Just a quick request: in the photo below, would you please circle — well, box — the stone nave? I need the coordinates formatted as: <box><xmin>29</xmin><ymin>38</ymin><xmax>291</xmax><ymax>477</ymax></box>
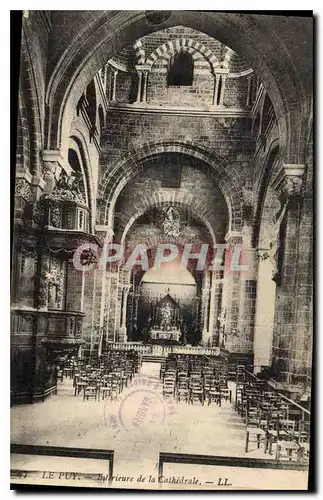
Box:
<box><xmin>11</xmin><ymin>11</ymin><xmax>313</xmax><ymax>490</ymax></box>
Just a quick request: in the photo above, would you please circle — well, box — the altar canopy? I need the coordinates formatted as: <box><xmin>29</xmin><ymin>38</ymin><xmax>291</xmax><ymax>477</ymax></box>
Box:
<box><xmin>149</xmin><ymin>293</ymin><xmax>182</xmax><ymax>343</ymax></box>
<box><xmin>153</xmin><ymin>293</ymin><xmax>181</xmax><ymax>328</ymax></box>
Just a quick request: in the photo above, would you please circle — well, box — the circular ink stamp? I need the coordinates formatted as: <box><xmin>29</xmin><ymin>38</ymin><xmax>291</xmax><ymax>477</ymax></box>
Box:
<box><xmin>104</xmin><ymin>375</ymin><xmax>176</xmax><ymax>433</ymax></box>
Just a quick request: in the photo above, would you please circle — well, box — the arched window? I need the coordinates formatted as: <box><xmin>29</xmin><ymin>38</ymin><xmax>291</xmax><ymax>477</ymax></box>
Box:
<box><xmin>98</xmin><ymin>105</ymin><xmax>105</xmax><ymax>136</ymax></box>
<box><xmin>167</xmin><ymin>51</ymin><xmax>194</xmax><ymax>87</ymax></box>
<box><xmin>85</xmin><ymin>81</ymin><xmax>97</xmax><ymax>129</ymax></box>
<box><xmin>68</xmin><ymin>148</ymin><xmax>86</xmax><ymax>199</ymax></box>
<box><xmin>254</xmin><ymin>112</ymin><xmax>261</xmax><ymax>137</ymax></box>
<box><xmin>261</xmin><ymin>94</ymin><xmax>275</xmax><ymax>134</ymax></box>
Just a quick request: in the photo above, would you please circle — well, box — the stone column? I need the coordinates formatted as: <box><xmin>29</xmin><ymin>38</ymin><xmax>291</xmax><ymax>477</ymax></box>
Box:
<box><xmin>104</xmin><ymin>270</ymin><xmax>112</xmax><ymax>343</ymax></box>
<box><xmin>113</xmin><ymin>265</ymin><xmax>122</xmax><ymax>342</ymax></box>
<box><xmin>135</xmin><ymin>65</ymin><xmax>150</xmax><ymax>104</ymax></box>
<box><xmin>271</xmin><ymin>163</ymin><xmax>306</xmax><ymax>390</ymax></box>
<box><xmin>136</xmin><ymin>70</ymin><xmax>143</xmax><ymax>103</ymax></box>
<box><xmin>221</xmin><ymin>232</ymin><xmax>243</xmax><ymax>355</ymax></box>
<box><xmin>98</xmin><ymin>226</ymin><xmax>114</xmax><ymax>352</ymax></box>
<box><xmin>219</xmin><ymin>74</ymin><xmax>227</xmax><ymax>106</ymax></box>
<box><xmin>209</xmin><ymin>271</ymin><xmax>223</xmax><ymax>346</ymax></box>
<box><xmin>201</xmin><ymin>272</ymin><xmax>211</xmax><ymax>345</ymax></box>
<box><xmin>235</xmin><ymin>222</ymin><xmax>257</xmax><ymax>361</ymax></box>
<box><xmin>120</xmin><ymin>284</ymin><xmax>131</xmax><ymax>342</ymax></box>
<box><xmin>111</xmin><ymin>68</ymin><xmax>118</xmax><ymax>101</ymax></box>
<box><xmin>246</xmin><ymin>75</ymin><xmax>252</xmax><ymax>107</ymax></box>
<box><xmin>142</xmin><ymin>71</ymin><xmax>149</xmax><ymax>103</ymax></box>
<box><xmin>133</xmin><ymin>291</ymin><xmax>141</xmax><ymax>332</ymax></box>
<box><xmin>212</xmin><ymin>73</ymin><xmax>220</xmax><ymax>106</ymax></box>
<box><xmin>207</xmin><ymin>271</ymin><xmax>218</xmax><ymax>345</ymax></box>
<box><xmin>253</xmin><ymin>247</ymin><xmax>276</xmax><ymax>372</ymax></box>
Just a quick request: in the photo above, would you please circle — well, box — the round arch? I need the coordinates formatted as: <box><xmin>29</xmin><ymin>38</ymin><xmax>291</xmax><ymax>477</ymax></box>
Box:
<box><xmin>145</xmin><ymin>37</ymin><xmax>219</xmax><ymax>72</ymax></box>
<box><xmin>120</xmin><ymin>198</ymin><xmax>218</xmax><ymax>248</ymax></box>
<box><xmin>252</xmin><ymin>140</ymin><xmax>280</xmax><ymax>248</ymax></box>
<box><xmin>20</xmin><ymin>28</ymin><xmax>43</xmax><ymax>176</ymax></box>
<box><xmin>68</xmin><ymin>133</ymin><xmax>96</xmax><ymax>232</ymax></box>
<box><xmin>99</xmin><ymin>140</ymin><xmax>242</xmax><ymax>232</ymax></box>
<box><xmin>44</xmin><ymin>11</ymin><xmax>312</xmax><ymax>166</ymax></box>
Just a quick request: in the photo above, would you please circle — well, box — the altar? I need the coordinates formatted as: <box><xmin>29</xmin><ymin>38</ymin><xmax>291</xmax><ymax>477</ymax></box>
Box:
<box><xmin>150</xmin><ymin>329</ymin><xmax>181</xmax><ymax>343</ymax></box>
<box><xmin>147</xmin><ymin>292</ymin><xmax>183</xmax><ymax>345</ymax></box>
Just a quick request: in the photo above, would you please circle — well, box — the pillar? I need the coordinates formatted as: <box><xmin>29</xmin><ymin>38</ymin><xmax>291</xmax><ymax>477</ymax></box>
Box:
<box><xmin>120</xmin><ymin>284</ymin><xmax>131</xmax><ymax>342</ymax></box>
<box><xmin>113</xmin><ymin>265</ymin><xmax>122</xmax><ymax>342</ymax></box>
<box><xmin>235</xmin><ymin>224</ymin><xmax>257</xmax><ymax>361</ymax></box>
<box><xmin>246</xmin><ymin>75</ymin><xmax>252</xmax><ymax>107</ymax></box>
<box><xmin>201</xmin><ymin>271</ymin><xmax>211</xmax><ymax>345</ymax></box>
<box><xmin>135</xmin><ymin>65</ymin><xmax>150</xmax><ymax>104</ymax></box>
<box><xmin>219</xmin><ymin>74</ymin><xmax>227</xmax><ymax>106</ymax></box>
<box><xmin>208</xmin><ymin>271</ymin><xmax>222</xmax><ymax>346</ymax></box>
<box><xmin>271</xmin><ymin>164</ymin><xmax>306</xmax><ymax>389</ymax></box>
<box><xmin>221</xmin><ymin>231</ymin><xmax>253</xmax><ymax>362</ymax></box>
<box><xmin>142</xmin><ymin>71</ymin><xmax>149</xmax><ymax>103</ymax></box>
<box><xmin>111</xmin><ymin>68</ymin><xmax>118</xmax><ymax>101</ymax></box>
<box><xmin>136</xmin><ymin>70</ymin><xmax>143</xmax><ymax>103</ymax></box>
<box><xmin>253</xmin><ymin>247</ymin><xmax>276</xmax><ymax>372</ymax></box>
<box><xmin>212</xmin><ymin>73</ymin><xmax>220</xmax><ymax>106</ymax></box>
<box><xmin>95</xmin><ymin>226</ymin><xmax>114</xmax><ymax>353</ymax></box>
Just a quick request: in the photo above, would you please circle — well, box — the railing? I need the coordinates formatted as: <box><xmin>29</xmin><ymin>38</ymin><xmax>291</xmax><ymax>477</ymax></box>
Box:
<box><xmin>11</xmin><ymin>444</ymin><xmax>114</xmax><ymax>484</ymax></box>
<box><xmin>106</xmin><ymin>342</ymin><xmax>224</xmax><ymax>357</ymax></box>
<box><xmin>240</xmin><ymin>368</ymin><xmax>311</xmax><ymax>418</ymax></box>
<box><xmin>158</xmin><ymin>452</ymin><xmax>308</xmax><ymax>478</ymax></box>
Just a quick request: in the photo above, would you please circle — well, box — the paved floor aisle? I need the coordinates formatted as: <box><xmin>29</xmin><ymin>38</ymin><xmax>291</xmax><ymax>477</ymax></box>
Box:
<box><xmin>11</xmin><ymin>362</ymin><xmax>308</xmax><ymax>489</ymax></box>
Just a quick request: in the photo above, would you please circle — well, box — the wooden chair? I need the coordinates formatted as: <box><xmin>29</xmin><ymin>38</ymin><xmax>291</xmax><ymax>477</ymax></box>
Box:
<box><xmin>83</xmin><ymin>385</ymin><xmax>99</xmax><ymax>401</ymax></box>
<box><xmin>245</xmin><ymin>406</ymin><xmax>267</xmax><ymax>453</ymax></box>
<box><xmin>189</xmin><ymin>380</ymin><xmax>204</xmax><ymax>405</ymax></box>
<box><xmin>207</xmin><ymin>382</ymin><xmax>221</xmax><ymax>407</ymax></box>
<box><xmin>177</xmin><ymin>380</ymin><xmax>189</xmax><ymax>403</ymax></box>
<box><xmin>163</xmin><ymin>378</ymin><xmax>175</xmax><ymax>398</ymax></box>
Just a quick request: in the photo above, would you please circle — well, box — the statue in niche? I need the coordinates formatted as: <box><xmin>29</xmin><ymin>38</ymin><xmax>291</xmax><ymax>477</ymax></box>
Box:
<box><xmin>162</xmin><ymin>206</ymin><xmax>181</xmax><ymax>239</ymax></box>
<box><xmin>70</xmin><ymin>172</ymin><xmax>83</xmax><ymax>196</ymax></box>
<box><xmin>43</xmin><ymin>169</ymin><xmax>85</xmax><ymax>205</ymax></box>
<box><xmin>55</xmin><ymin>170</ymin><xmax>71</xmax><ymax>190</ymax></box>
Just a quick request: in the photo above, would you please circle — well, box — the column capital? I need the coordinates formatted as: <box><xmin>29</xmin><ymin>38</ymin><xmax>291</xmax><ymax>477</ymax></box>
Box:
<box><xmin>213</xmin><ymin>68</ymin><xmax>230</xmax><ymax>75</ymax></box>
<box><xmin>42</xmin><ymin>149</ymin><xmax>65</xmax><ymax>170</ymax></box>
<box><xmin>135</xmin><ymin>64</ymin><xmax>151</xmax><ymax>74</ymax></box>
<box><xmin>225</xmin><ymin>231</ymin><xmax>243</xmax><ymax>246</ymax></box>
<box><xmin>272</xmin><ymin>163</ymin><xmax>305</xmax><ymax>198</ymax></box>
<box><xmin>255</xmin><ymin>247</ymin><xmax>271</xmax><ymax>262</ymax></box>
<box><xmin>95</xmin><ymin>225</ymin><xmax>114</xmax><ymax>242</ymax></box>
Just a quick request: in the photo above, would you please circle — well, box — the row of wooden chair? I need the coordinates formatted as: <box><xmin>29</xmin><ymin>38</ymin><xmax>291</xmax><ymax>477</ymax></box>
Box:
<box><xmin>235</xmin><ymin>371</ymin><xmax>310</xmax><ymax>462</ymax></box>
<box><xmin>62</xmin><ymin>351</ymin><xmax>140</xmax><ymax>402</ymax></box>
<box><xmin>161</xmin><ymin>354</ymin><xmax>231</xmax><ymax>406</ymax></box>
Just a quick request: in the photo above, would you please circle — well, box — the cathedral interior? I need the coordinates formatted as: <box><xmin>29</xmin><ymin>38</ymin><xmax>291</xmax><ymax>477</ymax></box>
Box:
<box><xmin>11</xmin><ymin>11</ymin><xmax>313</xmax><ymax>488</ymax></box>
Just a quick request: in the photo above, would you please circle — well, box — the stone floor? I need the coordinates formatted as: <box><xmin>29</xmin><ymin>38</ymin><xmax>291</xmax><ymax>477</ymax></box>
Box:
<box><xmin>11</xmin><ymin>362</ymin><xmax>308</xmax><ymax>490</ymax></box>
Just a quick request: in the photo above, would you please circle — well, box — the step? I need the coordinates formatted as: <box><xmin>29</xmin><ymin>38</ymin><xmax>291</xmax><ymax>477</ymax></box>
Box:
<box><xmin>142</xmin><ymin>355</ymin><xmax>165</xmax><ymax>363</ymax></box>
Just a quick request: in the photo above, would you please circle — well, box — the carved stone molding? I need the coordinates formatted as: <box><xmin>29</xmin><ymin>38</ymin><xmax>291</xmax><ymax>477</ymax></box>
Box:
<box><xmin>256</xmin><ymin>248</ymin><xmax>271</xmax><ymax>262</ymax></box>
<box><xmin>217</xmin><ymin>117</ymin><xmax>237</xmax><ymax>129</ymax></box>
<box><xmin>15</xmin><ymin>178</ymin><xmax>32</xmax><ymax>201</ymax></box>
<box><xmin>42</xmin><ymin>149</ymin><xmax>66</xmax><ymax>194</ymax></box>
<box><xmin>272</xmin><ymin>164</ymin><xmax>305</xmax><ymax>198</ymax></box>
<box><xmin>95</xmin><ymin>225</ymin><xmax>114</xmax><ymax>243</ymax></box>
<box><xmin>42</xmin><ymin>169</ymin><xmax>86</xmax><ymax>205</ymax></box>
<box><xmin>225</xmin><ymin>231</ymin><xmax>243</xmax><ymax>246</ymax></box>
